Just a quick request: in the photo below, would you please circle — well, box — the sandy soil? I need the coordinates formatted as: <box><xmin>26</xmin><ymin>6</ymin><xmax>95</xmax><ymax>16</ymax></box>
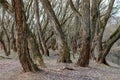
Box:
<box><xmin>0</xmin><ymin>50</ymin><xmax>120</xmax><ymax>80</ymax></box>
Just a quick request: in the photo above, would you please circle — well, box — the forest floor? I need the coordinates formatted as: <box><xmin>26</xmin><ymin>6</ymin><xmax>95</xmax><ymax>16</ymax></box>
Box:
<box><xmin>0</xmin><ymin>50</ymin><xmax>120</xmax><ymax>80</ymax></box>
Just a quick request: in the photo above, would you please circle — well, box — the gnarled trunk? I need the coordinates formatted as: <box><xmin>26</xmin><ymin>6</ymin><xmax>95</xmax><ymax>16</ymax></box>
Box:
<box><xmin>28</xmin><ymin>34</ymin><xmax>45</xmax><ymax>67</ymax></box>
<box><xmin>13</xmin><ymin>0</ymin><xmax>39</xmax><ymax>72</ymax></box>
<box><xmin>97</xmin><ymin>26</ymin><xmax>120</xmax><ymax>64</ymax></box>
<box><xmin>40</xmin><ymin>0</ymin><xmax>72</xmax><ymax>63</ymax></box>
<box><xmin>77</xmin><ymin>0</ymin><xmax>90</xmax><ymax>67</ymax></box>
<box><xmin>96</xmin><ymin>0</ymin><xmax>115</xmax><ymax>64</ymax></box>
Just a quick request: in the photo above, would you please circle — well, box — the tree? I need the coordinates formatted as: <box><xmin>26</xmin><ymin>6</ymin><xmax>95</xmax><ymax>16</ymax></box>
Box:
<box><xmin>76</xmin><ymin>0</ymin><xmax>91</xmax><ymax>67</ymax></box>
<box><xmin>1</xmin><ymin>9</ymin><xmax>11</xmax><ymax>56</ymax></box>
<box><xmin>95</xmin><ymin>0</ymin><xmax>116</xmax><ymax>64</ymax></box>
<box><xmin>13</xmin><ymin>0</ymin><xmax>39</xmax><ymax>72</ymax></box>
<box><xmin>90</xmin><ymin>0</ymin><xmax>101</xmax><ymax>60</ymax></box>
<box><xmin>40</xmin><ymin>0</ymin><xmax>72</xmax><ymax>63</ymax></box>
<box><xmin>34</xmin><ymin>0</ymin><xmax>49</xmax><ymax>56</ymax></box>
<box><xmin>0</xmin><ymin>0</ymin><xmax>120</xmax><ymax>69</ymax></box>
<box><xmin>0</xmin><ymin>0</ymin><xmax>45</xmax><ymax>67</ymax></box>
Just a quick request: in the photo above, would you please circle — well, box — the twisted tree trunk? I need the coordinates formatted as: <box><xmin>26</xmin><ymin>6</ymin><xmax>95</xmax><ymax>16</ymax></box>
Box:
<box><xmin>96</xmin><ymin>0</ymin><xmax>115</xmax><ymax>64</ymax></box>
<box><xmin>97</xmin><ymin>26</ymin><xmax>120</xmax><ymax>64</ymax></box>
<box><xmin>40</xmin><ymin>0</ymin><xmax>72</xmax><ymax>63</ymax></box>
<box><xmin>13</xmin><ymin>0</ymin><xmax>39</xmax><ymax>72</ymax></box>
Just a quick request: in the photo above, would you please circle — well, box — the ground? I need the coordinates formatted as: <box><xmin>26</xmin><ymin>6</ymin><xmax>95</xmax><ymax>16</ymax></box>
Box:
<box><xmin>0</xmin><ymin>50</ymin><xmax>120</xmax><ymax>80</ymax></box>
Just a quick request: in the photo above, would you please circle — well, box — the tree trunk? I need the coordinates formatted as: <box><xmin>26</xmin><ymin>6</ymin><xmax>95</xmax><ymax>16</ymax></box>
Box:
<box><xmin>40</xmin><ymin>0</ymin><xmax>72</xmax><ymax>63</ymax></box>
<box><xmin>13</xmin><ymin>0</ymin><xmax>39</xmax><ymax>72</ymax></box>
<box><xmin>10</xmin><ymin>22</ymin><xmax>17</xmax><ymax>52</ymax></box>
<box><xmin>77</xmin><ymin>0</ymin><xmax>90</xmax><ymax>67</ymax></box>
<box><xmin>97</xmin><ymin>26</ymin><xmax>120</xmax><ymax>64</ymax></box>
<box><xmin>1</xmin><ymin>9</ymin><xmax>11</xmax><ymax>56</ymax></box>
<box><xmin>34</xmin><ymin>0</ymin><xmax>49</xmax><ymax>56</ymax></box>
<box><xmin>90</xmin><ymin>0</ymin><xmax>101</xmax><ymax>60</ymax></box>
<box><xmin>96</xmin><ymin>0</ymin><xmax>115</xmax><ymax>64</ymax></box>
<box><xmin>28</xmin><ymin>34</ymin><xmax>45</xmax><ymax>67</ymax></box>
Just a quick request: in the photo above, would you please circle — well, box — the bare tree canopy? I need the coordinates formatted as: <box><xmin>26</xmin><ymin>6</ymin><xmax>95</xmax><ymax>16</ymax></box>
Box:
<box><xmin>0</xmin><ymin>0</ymin><xmax>120</xmax><ymax>79</ymax></box>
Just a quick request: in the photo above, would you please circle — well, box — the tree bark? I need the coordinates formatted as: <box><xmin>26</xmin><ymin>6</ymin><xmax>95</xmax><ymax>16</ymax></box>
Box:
<box><xmin>11</xmin><ymin>23</ymin><xmax>17</xmax><ymax>52</ymax></box>
<box><xmin>40</xmin><ymin>0</ymin><xmax>72</xmax><ymax>63</ymax></box>
<box><xmin>13</xmin><ymin>0</ymin><xmax>39</xmax><ymax>72</ymax></box>
<box><xmin>97</xmin><ymin>26</ymin><xmax>120</xmax><ymax>64</ymax></box>
<box><xmin>1</xmin><ymin>9</ymin><xmax>11</xmax><ymax>56</ymax></box>
<box><xmin>90</xmin><ymin>0</ymin><xmax>101</xmax><ymax>60</ymax></box>
<box><xmin>28</xmin><ymin>34</ymin><xmax>45</xmax><ymax>67</ymax></box>
<box><xmin>96</xmin><ymin>0</ymin><xmax>115</xmax><ymax>64</ymax></box>
<box><xmin>34</xmin><ymin>0</ymin><xmax>49</xmax><ymax>56</ymax></box>
<box><xmin>77</xmin><ymin>0</ymin><xmax>90</xmax><ymax>67</ymax></box>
